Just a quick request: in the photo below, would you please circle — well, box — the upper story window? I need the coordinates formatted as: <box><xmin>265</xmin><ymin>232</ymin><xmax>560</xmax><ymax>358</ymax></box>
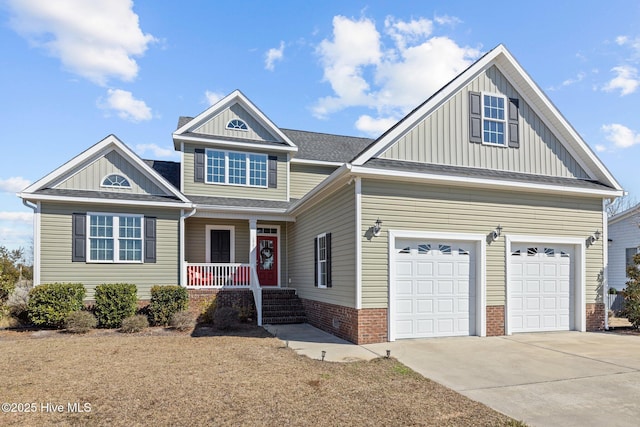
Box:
<box><xmin>206</xmin><ymin>149</ymin><xmax>267</xmax><ymax>187</ymax></box>
<box><xmin>483</xmin><ymin>94</ymin><xmax>506</xmax><ymax>146</ymax></box>
<box><xmin>102</xmin><ymin>174</ymin><xmax>131</xmax><ymax>188</ymax></box>
<box><xmin>226</xmin><ymin>119</ymin><xmax>248</xmax><ymax>131</ymax></box>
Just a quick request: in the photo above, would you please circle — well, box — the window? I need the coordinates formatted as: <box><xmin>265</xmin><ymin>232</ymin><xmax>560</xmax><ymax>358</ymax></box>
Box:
<box><xmin>102</xmin><ymin>174</ymin><xmax>130</xmax><ymax>188</ymax></box>
<box><xmin>626</xmin><ymin>247</ymin><xmax>639</xmax><ymax>270</ymax></box>
<box><xmin>226</xmin><ymin>119</ymin><xmax>248</xmax><ymax>130</ymax></box>
<box><xmin>483</xmin><ymin>94</ymin><xmax>506</xmax><ymax>145</ymax></box>
<box><xmin>88</xmin><ymin>214</ymin><xmax>142</xmax><ymax>262</ymax></box>
<box><xmin>205</xmin><ymin>149</ymin><xmax>267</xmax><ymax>187</ymax></box>
<box><xmin>314</xmin><ymin>233</ymin><xmax>332</xmax><ymax>288</ymax></box>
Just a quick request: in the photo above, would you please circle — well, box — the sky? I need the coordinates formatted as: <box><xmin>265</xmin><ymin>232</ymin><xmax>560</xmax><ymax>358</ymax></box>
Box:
<box><xmin>1</xmin><ymin>0</ymin><xmax>640</xmax><ymax>255</ymax></box>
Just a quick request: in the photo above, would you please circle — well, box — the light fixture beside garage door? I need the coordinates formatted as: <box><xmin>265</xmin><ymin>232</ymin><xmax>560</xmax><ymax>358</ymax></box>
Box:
<box><xmin>373</xmin><ymin>218</ymin><xmax>383</xmax><ymax>237</ymax></box>
<box><xmin>487</xmin><ymin>225</ymin><xmax>503</xmax><ymax>244</ymax></box>
<box><xmin>586</xmin><ymin>230</ymin><xmax>601</xmax><ymax>247</ymax></box>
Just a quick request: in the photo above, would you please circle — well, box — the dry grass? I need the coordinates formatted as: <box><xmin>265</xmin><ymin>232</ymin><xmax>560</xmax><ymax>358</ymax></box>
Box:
<box><xmin>0</xmin><ymin>325</ymin><xmax>517</xmax><ymax>426</ymax></box>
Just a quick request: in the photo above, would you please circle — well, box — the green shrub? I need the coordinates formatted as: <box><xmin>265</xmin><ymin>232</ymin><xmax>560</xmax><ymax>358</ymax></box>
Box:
<box><xmin>27</xmin><ymin>283</ymin><xmax>85</xmax><ymax>328</ymax></box>
<box><xmin>0</xmin><ymin>278</ymin><xmax>14</xmax><ymax>306</ymax></box>
<box><xmin>199</xmin><ymin>296</ymin><xmax>217</xmax><ymax>324</ymax></box>
<box><xmin>214</xmin><ymin>306</ymin><xmax>238</xmax><ymax>330</ymax></box>
<box><xmin>622</xmin><ymin>252</ymin><xmax>640</xmax><ymax>328</ymax></box>
<box><xmin>65</xmin><ymin>310</ymin><xmax>97</xmax><ymax>333</ymax></box>
<box><xmin>170</xmin><ymin>310</ymin><xmax>195</xmax><ymax>332</ymax></box>
<box><xmin>149</xmin><ymin>286</ymin><xmax>189</xmax><ymax>326</ymax></box>
<box><xmin>120</xmin><ymin>314</ymin><xmax>148</xmax><ymax>333</ymax></box>
<box><xmin>94</xmin><ymin>283</ymin><xmax>138</xmax><ymax>328</ymax></box>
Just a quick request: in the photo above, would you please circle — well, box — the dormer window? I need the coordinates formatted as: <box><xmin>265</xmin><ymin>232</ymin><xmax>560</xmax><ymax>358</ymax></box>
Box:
<box><xmin>226</xmin><ymin>119</ymin><xmax>248</xmax><ymax>131</ymax></box>
<box><xmin>102</xmin><ymin>174</ymin><xmax>131</xmax><ymax>188</ymax></box>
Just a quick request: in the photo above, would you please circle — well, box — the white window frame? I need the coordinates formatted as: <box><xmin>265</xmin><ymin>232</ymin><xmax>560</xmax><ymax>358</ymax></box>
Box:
<box><xmin>205</xmin><ymin>225</ymin><xmax>235</xmax><ymax>264</ymax></box>
<box><xmin>87</xmin><ymin>212</ymin><xmax>144</xmax><ymax>263</ymax></box>
<box><xmin>205</xmin><ymin>149</ymin><xmax>268</xmax><ymax>188</ymax></box>
<box><xmin>100</xmin><ymin>173</ymin><xmax>132</xmax><ymax>189</ymax></box>
<box><xmin>226</xmin><ymin>119</ymin><xmax>248</xmax><ymax>131</ymax></box>
<box><xmin>316</xmin><ymin>232</ymin><xmax>328</xmax><ymax>289</ymax></box>
<box><xmin>481</xmin><ymin>92</ymin><xmax>508</xmax><ymax>147</ymax></box>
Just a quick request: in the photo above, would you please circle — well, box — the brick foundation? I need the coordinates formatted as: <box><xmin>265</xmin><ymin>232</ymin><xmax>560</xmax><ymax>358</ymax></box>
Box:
<box><xmin>486</xmin><ymin>305</ymin><xmax>505</xmax><ymax>336</ymax></box>
<box><xmin>586</xmin><ymin>303</ymin><xmax>605</xmax><ymax>331</ymax></box>
<box><xmin>301</xmin><ymin>298</ymin><xmax>388</xmax><ymax>344</ymax></box>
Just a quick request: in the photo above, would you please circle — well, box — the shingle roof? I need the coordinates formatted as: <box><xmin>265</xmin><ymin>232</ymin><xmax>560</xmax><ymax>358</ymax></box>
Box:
<box><xmin>188</xmin><ymin>195</ymin><xmax>294</xmax><ymax>210</ymax></box>
<box><xmin>177</xmin><ymin>116</ymin><xmax>192</xmax><ymax>129</ymax></box>
<box><xmin>364</xmin><ymin>158</ymin><xmax>614</xmax><ymax>191</ymax></box>
<box><xmin>143</xmin><ymin>159</ymin><xmax>180</xmax><ymax>190</ymax></box>
<box><xmin>281</xmin><ymin>128</ymin><xmax>373</xmax><ymax>163</ymax></box>
<box><xmin>36</xmin><ymin>188</ymin><xmax>184</xmax><ymax>203</ymax></box>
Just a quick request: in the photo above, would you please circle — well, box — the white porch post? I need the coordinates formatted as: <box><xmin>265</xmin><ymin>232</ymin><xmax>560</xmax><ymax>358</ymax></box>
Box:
<box><xmin>249</xmin><ymin>218</ymin><xmax>257</xmax><ymax>273</ymax></box>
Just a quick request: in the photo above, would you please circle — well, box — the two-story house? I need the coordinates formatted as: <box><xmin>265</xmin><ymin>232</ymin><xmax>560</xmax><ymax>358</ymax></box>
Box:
<box><xmin>19</xmin><ymin>45</ymin><xmax>623</xmax><ymax>343</ymax></box>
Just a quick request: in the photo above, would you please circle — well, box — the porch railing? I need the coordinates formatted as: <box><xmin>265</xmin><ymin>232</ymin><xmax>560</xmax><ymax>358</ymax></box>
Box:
<box><xmin>185</xmin><ymin>262</ymin><xmax>262</xmax><ymax>326</ymax></box>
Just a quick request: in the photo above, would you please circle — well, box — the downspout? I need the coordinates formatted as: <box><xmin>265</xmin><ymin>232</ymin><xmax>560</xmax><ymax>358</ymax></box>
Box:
<box><xmin>180</xmin><ymin>207</ymin><xmax>197</xmax><ymax>287</ymax></box>
<box><xmin>22</xmin><ymin>199</ymin><xmax>40</xmax><ymax>286</ymax></box>
<box><xmin>603</xmin><ymin>199</ymin><xmax>609</xmax><ymax>330</ymax></box>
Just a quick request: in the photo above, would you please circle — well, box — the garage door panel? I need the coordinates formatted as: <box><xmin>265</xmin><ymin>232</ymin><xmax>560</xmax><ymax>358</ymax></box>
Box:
<box><xmin>437</xmin><ymin>319</ymin><xmax>454</xmax><ymax>334</ymax></box>
<box><xmin>437</xmin><ymin>298</ymin><xmax>454</xmax><ymax>313</ymax></box>
<box><xmin>396</xmin><ymin>261</ymin><xmax>413</xmax><ymax>276</ymax></box>
<box><xmin>396</xmin><ymin>299</ymin><xmax>413</xmax><ymax>314</ymax></box>
<box><xmin>416</xmin><ymin>319</ymin><xmax>434</xmax><ymax>334</ymax></box>
<box><xmin>396</xmin><ymin>280</ymin><xmax>413</xmax><ymax>295</ymax></box>
<box><xmin>416</xmin><ymin>280</ymin><xmax>433</xmax><ymax>295</ymax></box>
<box><xmin>416</xmin><ymin>299</ymin><xmax>433</xmax><ymax>313</ymax></box>
<box><xmin>438</xmin><ymin>262</ymin><xmax>454</xmax><ymax>276</ymax></box>
<box><xmin>396</xmin><ymin>320</ymin><xmax>413</xmax><ymax>335</ymax></box>
<box><xmin>417</xmin><ymin>261</ymin><xmax>434</xmax><ymax>275</ymax></box>
<box><xmin>510</xmin><ymin>244</ymin><xmax>573</xmax><ymax>333</ymax></box>
<box><xmin>438</xmin><ymin>280</ymin><xmax>454</xmax><ymax>294</ymax></box>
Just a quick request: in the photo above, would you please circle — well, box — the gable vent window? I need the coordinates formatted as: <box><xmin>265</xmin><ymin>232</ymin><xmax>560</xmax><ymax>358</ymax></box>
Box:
<box><xmin>483</xmin><ymin>95</ymin><xmax>506</xmax><ymax>146</ymax></box>
<box><xmin>102</xmin><ymin>174</ymin><xmax>131</xmax><ymax>188</ymax></box>
<box><xmin>226</xmin><ymin>119</ymin><xmax>248</xmax><ymax>131</ymax></box>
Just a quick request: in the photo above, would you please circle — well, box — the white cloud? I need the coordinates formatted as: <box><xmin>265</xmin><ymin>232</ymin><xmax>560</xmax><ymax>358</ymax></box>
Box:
<box><xmin>355</xmin><ymin>115</ymin><xmax>398</xmax><ymax>136</ymax></box>
<box><xmin>7</xmin><ymin>0</ymin><xmax>156</xmax><ymax>86</ymax></box>
<box><xmin>135</xmin><ymin>143</ymin><xmax>179</xmax><ymax>159</ymax></box>
<box><xmin>0</xmin><ymin>177</ymin><xmax>31</xmax><ymax>193</ymax></box>
<box><xmin>548</xmin><ymin>72</ymin><xmax>586</xmax><ymax>91</ymax></box>
<box><xmin>0</xmin><ymin>212</ymin><xmax>33</xmax><ymax>222</ymax></box>
<box><xmin>434</xmin><ymin>15</ymin><xmax>462</xmax><ymax>26</ymax></box>
<box><xmin>602</xmin><ymin>123</ymin><xmax>640</xmax><ymax>148</ymax></box>
<box><xmin>265</xmin><ymin>41</ymin><xmax>285</xmax><ymax>71</ymax></box>
<box><xmin>602</xmin><ymin>65</ymin><xmax>639</xmax><ymax>96</ymax></box>
<box><xmin>313</xmin><ymin>14</ymin><xmax>479</xmax><ymax>129</ymax></box>
<box><xmin>595</xmin><ymin>144</ymin><xmax>606</xmax><ymax>152</ymax></box>
<box><xmin>204</xmin><ymin>90</ymin><xmax>224</xmax><ymax>106</ymax></box>
<box><xmin>99</xmin><ymin>89</ymin><xmax>152</xmax><ymax>122</ymax></box>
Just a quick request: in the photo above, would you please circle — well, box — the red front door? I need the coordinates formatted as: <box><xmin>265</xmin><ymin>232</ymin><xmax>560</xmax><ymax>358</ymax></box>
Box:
<box><xmin>257</xmin><ymin>236</ymin><xmax>278</xmax><ymax>286</ymax></box>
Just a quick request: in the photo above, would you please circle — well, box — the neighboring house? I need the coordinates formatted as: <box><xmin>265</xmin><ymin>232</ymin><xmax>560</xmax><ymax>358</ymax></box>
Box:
<box><xmin>19</xmin><ymin>45</ymin><xmax>623</xmax><ymax>344</ymax></box>
<box><xmin>608</xmin><ymin>205</ymin><xmax>640</xmax><ymax>290</ymax></box>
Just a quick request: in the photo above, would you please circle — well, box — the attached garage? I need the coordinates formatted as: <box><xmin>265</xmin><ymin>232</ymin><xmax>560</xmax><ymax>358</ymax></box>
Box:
<box><xmin>390</xmin><ymin>234</ymin><xmax>484</xmax><ymax>340</ymax></box>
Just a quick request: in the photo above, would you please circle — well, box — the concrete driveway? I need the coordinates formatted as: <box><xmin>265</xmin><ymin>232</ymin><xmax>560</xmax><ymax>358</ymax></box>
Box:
<box><xmin>364</xmin><ymin>332</ymin><xmax>640</xmax><ymax>427</ymax></box>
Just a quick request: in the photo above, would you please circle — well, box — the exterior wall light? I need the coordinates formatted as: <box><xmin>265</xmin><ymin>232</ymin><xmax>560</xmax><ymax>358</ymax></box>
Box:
<box><xmin>587</xmin><ymin>230</ymin><xmax>601</xmax><ymax>247</ymax></box>
<box><xmin>487</xmin><ymin>225</ymin><xmax>502</xmax><ymax>243</ymax></box>
<box><xmin>373</xmin><ymin>218</ymin><xmax>383</xmax><ymax>237</ymax></box>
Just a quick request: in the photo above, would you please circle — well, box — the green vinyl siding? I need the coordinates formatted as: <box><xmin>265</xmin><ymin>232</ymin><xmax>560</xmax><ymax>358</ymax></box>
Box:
<box><xmin>183</xmin><ymin>143</ymin><xmax>288</xmax><ymax>200</ymax></box>
<box><xmin>194</xmin><ymin>103</ymin><xmax>280</xmax><ymax>142</ymax></box>
<box><xmin>360</xmin><ymin>179</ymin><xmax>604</xmax><ymax>309</ymax></box>
<box><xmin>287</xmin><ymin>185</ymin><xmax>356</xmax><ymax>307</ymax></box>
<box><xmin>55</xmin><ymin>151</ymin><xmax>167</xmax><ymax>195</ymax></box>
<box><xmin>289</xmin><ymin>163</ymin><xmax>337</xmax><ymax>199</ymax></box>
<box><xmin>39</xmin><ymin>203</ymin><xmax>180</xmax><ymax>300</ymax></box>
<box><xmin>380</xmin><ymin>65</ymin><xmax>589</xmax><ymax>179</ymax></box>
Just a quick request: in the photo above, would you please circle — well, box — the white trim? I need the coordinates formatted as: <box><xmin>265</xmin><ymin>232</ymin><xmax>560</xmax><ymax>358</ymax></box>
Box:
<box><xmin>290</xmin><ymin>158</ymin><xmax>344</xmax><ymax>167</ymax></box>
<box><xmin>355</xmin><ymin>177</ymin><xmax>362</xmax><ymax>309</ymax></box>
<box><xmin>286</xmin><ymin>153</ymin><xmax>291</xmax><ymax>202</ymax></box>
<box><xmin>190</xmin><ymin>210</ymin><xmax>294</xmax><ymax>222</ymax></box>
<box><xmin>602</xmin><ymin>199</ymin><xmax>609</xmax><ymax>330</ymax></box>
<box><xmin>86</xmin><ymin>212</ymin><xmax>144</xmax><ymax>263</ymax></box>
<box><xmin>480</xmin><ymin>92</ymin><xmax>509</xmax><ymax>147</ymax></box>
<box><xmin>205</xmin><ymin>225</ymin><xmax>235</xmax><ymax>263</ymax></box>
<box><xmin>505</xmin><ymin>234</ymin><xmax>586</xmax><ymax>335</ymax></box>
<box><xmin>100</xmin><ymin>173</ymin><xmax>132</xmax><ymax>189</ymax></box>
<box><xmin>226</xmin><ymin>118</ymin><xmax>249</xmax><ymax>131</ymax></box>
<box><xmin>349</xmin><ymin>165</ymin><xmax>623</xmax><ymax>198</ymax></box>
<box><xmin>174</xmin><ymin>134</ymin><xmax>297</xmax><ymax>153</ymax></box>
<box><xmin>388</xmin><ymin>230</ymin><xmax>486</xmax><ymax>341</ymax></box>
<box><xmin>257</xmin><ymin>223</ymin><xmax>281</xmax><ymax>287</ymax></box>
<box><xmin>173</xmin><ymin>90</ymin><xmax>297</xmax><ymax>150</ymax></box>
<box><xmin>180</xmin><ymin>141</ymin><xmax>185</xmax><ymax>193</ymax></box>
<box><xmin>34</xmin><ymin>201</ymin><xmax>41</xmax><ymax>285</ymax></box>
<box><xmin>19</xmin><ymin>192</ymin><xmax>191</xmax><ymax>209</ymax></box>
<box><xmin>204</xmin><ymin>148</ymin><xmax>268</xmax><ymax>188</ymax></box>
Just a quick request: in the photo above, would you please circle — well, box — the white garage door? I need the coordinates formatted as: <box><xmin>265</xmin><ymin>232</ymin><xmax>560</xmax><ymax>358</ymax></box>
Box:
<box><xmin>394</xmin><ymin>239</ymin><xmax>476</xmax><ymax>339</ymax></box>
<box><xmin>510</xmin><ymin>244</ymin><xmax>573</xmax><ymax>333</ymax></box>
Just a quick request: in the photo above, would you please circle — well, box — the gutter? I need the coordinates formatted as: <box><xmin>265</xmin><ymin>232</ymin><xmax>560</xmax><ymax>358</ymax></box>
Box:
<box><xmin>179</xmin><ymin>207</ymin><xmax>197</xmax><ymax>287</ymax></box>
<box><xmin>22</xmin><ymin>199</ymin><xmax>40</xmax><ymax>285</ymax></box>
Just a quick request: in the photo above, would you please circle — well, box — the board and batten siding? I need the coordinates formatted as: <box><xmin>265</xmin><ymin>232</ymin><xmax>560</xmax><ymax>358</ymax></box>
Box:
<box><xmin>182</xmin><ymin>143</ymin><xmax>288</xmax><ymax>200</ymax></box>
<box><xmin>380</xmin><ymin>65</ymin><xmax>589</xmax><ymax>179</ymax></box>
<box><xmin>287</xmin><ymin>184</ymin><xmax>356</xmax><ymax>307</ymax></box>
<box><xmin>360</xmin><ymin>179</ymin><xmax>604</xmax><ymax>309</ymax></box>
<box><xmin>55</xmin><ymin>151</ymin><xmax>167</xmax><ymax>195</ymax></box>
<box><xmin>194</xmin><ymin>103</ymin><xmax>279</xmax><ymax>142</ymax></box>
<box><xmin>289</xmin><ymin>163</ymin><xmax>337</xmax><ymax>199</ymax></box>
<box><xmin>608</xmin><ymin>214</ymin><xmax>640</xmax><ymax>290</ymax></box>
<box><xmin>39</xmin><ymin>203</ymin><xmax>180</xmax><ymax>300</ymax></box>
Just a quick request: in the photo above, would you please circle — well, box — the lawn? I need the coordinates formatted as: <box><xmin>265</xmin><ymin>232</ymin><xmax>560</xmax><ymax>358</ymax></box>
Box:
<box><xmin>0</xmin><ymin>326</ymin><xmax>519</xmax><ymax>426</ymax></box>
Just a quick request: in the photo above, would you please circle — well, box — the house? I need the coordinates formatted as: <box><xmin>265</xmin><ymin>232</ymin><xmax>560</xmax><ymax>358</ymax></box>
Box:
<box><xmin>608</xmin><ymin>205</ymin><xmax>640</xmax><ymax>291</ymax></box>
<box><xmin>19</xmin><ymin>45</ymin><xmax>623</xmax><ymax>344</ymax></box>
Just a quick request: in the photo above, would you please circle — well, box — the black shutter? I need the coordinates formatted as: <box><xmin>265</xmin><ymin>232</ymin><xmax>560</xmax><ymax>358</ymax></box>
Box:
<box><xmin>508</xmin><ymin>98</ymin><xmax>520</xmax><ymax>148</ymax></box>
<box><xmin>313</xmin><ymin>237</ymin><xmax>318</xmax><ymax>287</ymax></box>
<box><xmin>326</xmin><ymin>233</ymin><xmax>332</xmax><ymax>288</ymax></box>
<box><xmin>144</xmin><ymin>217</ymin><xmax>157</xmax><ymax>263</ymax></box>
<box><xmin>72</xmin><ymin>213</ymin><xmax>86</xmax><ymax>262</ymax></box>
<box><xmin>268</xmin><ymin>155</ymin><xmax>277</xmax><ymax>188</ymax></box>
<box><xmin>469</xmin><ymin>91</ymin><xmax>482</xmax><ymax>143</ymax></box>
<box><xmin>194</xmin><ymin>148</ymin><xmax>205</xmax><ymax>182</ymax></box>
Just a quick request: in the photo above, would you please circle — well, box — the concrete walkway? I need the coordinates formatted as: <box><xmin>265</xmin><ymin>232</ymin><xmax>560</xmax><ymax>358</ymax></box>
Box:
<box><xmin>267</xmin><ymin>324</ymin><xmax>640</xmax><ymax>427</ymax></box>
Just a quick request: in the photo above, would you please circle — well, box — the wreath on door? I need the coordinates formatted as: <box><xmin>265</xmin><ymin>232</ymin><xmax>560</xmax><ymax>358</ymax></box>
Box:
<box><xmin>260</xmin><ymin>246</ymin><xmax>273</xmax><ymax>260</ymax></box>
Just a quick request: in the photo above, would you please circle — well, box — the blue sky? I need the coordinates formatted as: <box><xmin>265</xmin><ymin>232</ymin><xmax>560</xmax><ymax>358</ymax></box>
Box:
<box><xmin>1</xmin><ymin>0</ymin><xmax>640</xmax><ymax>253</ymax></box>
